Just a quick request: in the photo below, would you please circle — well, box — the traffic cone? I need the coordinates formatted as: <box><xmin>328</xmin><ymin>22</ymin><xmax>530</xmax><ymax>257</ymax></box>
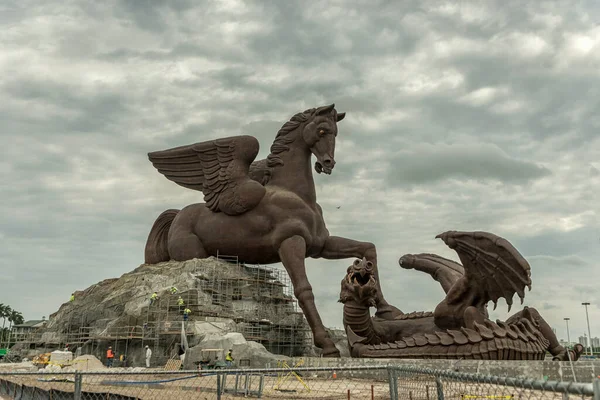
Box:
<box><xmin>332</xmin><ymin>370</ymin><xmax>337</xmax><ymax>379</ymax></box>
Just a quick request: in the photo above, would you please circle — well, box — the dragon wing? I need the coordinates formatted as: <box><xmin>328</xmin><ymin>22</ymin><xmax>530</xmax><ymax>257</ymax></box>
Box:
<box><xmin>436</xmin><ymin>230</ymin><xmax>532</xmax><ymax>311</ymax></box>
<box><xmin>399</xmin><ymin>253</ymin><xmax>464</xmax><ymax>294</ymax></box>
<box><xmin>148</xmin><ymin>135</ymin><xmax>265</xmax><ymax>215</ymax></box>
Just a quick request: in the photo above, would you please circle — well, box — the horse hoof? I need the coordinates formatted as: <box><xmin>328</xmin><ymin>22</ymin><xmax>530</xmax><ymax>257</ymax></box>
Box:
<box><xmin>322</xmin><ymin>346</ymin><xmax>341</xmax><ymax>358</ymax></box>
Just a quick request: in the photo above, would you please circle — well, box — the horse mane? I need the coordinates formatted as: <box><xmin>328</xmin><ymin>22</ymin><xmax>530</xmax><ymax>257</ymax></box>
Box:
<box><xmin>266</xmin><ymin>108</ymin><xmax>315</xmax><ymax>169</ymax></box>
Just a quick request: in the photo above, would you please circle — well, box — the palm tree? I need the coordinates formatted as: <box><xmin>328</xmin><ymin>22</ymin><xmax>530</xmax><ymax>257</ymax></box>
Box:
<box><xmin>0</xmin><ymin>304</ymin><xmax>9</xmax><ymax>328</ymax></box>
<box><xmin>0</xmin><ymin>304</ymin><xmax>9</xmax><ymax>345</ymax></box>
<box><xmin>8</xmin><ymin>310</ymin><xmax>24</xmax><ymax>328</ymax></box>
<box><xmin>6</xmin><ymin>310</ymin><xmax>24</xmax><ymax>347</ymax></box>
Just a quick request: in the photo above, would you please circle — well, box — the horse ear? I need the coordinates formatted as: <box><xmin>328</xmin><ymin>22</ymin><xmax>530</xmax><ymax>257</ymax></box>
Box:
<box><xmin>336</xmin><ymin>112</ymin><xmax>346</xmax><ymax>122</ymax></box>
<box><xmin>316</xmin><ymin>103</ymin><xmax>335</xmax><ymax>115</ymax></box>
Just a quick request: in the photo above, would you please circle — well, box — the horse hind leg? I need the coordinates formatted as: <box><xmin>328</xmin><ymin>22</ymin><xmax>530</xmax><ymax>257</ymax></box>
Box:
<box><xmin>168</xmin><ymin>233</ymin><xmax>208</xmax><ymax>261</ymax></box>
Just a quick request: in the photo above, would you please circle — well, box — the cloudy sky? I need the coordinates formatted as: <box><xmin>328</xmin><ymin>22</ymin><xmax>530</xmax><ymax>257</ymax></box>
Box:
<box><xmin>2</xmin><ymin>0</ymin><xmax>599</xmax><ymax>344</ymax></box>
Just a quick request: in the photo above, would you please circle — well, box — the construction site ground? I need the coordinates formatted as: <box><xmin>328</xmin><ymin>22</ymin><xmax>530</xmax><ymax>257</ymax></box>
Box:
<box><xmin>1</xmin><ymin>373</ymin><xmax>391</xmax><ymax>399</ymax></box>
<box><xmin>0</xmin><ymin>372</ymin><xmax>585</xmax><ymax>400</ymax></box>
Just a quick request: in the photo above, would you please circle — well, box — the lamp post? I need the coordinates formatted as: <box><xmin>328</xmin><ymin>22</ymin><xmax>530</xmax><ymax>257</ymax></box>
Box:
<box><xmin>582</xmin><ymin>302</ymin><xmax>593</xmax><ymax>355</ymax></box>
<box><xmin>564</xmin><ymin>317</ymin><xmax>571</xmax><ymax>346</ymax></box>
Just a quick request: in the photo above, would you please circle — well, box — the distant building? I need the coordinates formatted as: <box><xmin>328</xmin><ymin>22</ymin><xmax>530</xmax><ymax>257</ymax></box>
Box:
<box><xmin>578</xmin><ymin>335</ymin><xmax>599</xmax><ymax>349</ymax></box>
<box><xmin>11</xmin><ymin>320</ymin><xmax>47</xmax><ymax>342</ymax></box>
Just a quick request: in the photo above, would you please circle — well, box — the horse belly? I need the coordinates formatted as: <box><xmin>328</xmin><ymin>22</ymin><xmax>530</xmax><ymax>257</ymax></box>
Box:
<box><xmin>184</xmin><ymin>203</ymin><xmax>281</xmax><ymax>264</ymax></box>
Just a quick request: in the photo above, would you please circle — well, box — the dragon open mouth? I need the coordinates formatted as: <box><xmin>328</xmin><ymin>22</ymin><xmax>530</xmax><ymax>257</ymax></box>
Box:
<box><xmin>347</xmin><ymin>270</ymin><xmax>373</xmax><ymax>286</ymax></box>
<box><xmin>340</xmin><ymin>259</ymin><xmax>378</xmax><ymax>306</ymax></box>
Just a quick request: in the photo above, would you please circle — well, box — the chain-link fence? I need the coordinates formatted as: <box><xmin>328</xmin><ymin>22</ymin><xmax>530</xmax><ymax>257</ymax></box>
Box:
<box><xmin>0</xmin><ymin>366</ymin><xmax>598</xmax><ymax>400</ymax></box>
<box><xmin>390</xmin><ymin>366</ymin><xmax>598</xmax><ymax>400</ymax></box>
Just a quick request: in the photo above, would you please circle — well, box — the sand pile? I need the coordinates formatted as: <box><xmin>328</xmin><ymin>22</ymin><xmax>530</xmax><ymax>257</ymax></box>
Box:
<box><xmin>62</xmin><ymin>355</ymin><xmax>106</xmax><ymax>371</ymax></box>
<box><xmin>0</xmin><ymin>361</ymin><xmax>38</xmax><ymax>372</ymax></box>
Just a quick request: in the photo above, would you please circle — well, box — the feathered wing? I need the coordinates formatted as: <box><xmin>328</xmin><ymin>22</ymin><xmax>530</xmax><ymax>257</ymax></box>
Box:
<box><xmin>436</xmin><ymin>230</ymin><xmax>532</xmax><ymax>312</ymax></box>
<box><xmin>399</xmin><ymin>253</ymin><xmax>464</xmax><ymax>294</ymax></box>
<box><xmin>148</xmin><ymin>135</ymin><xmax>266</xmax><ymax>215</ymax></box>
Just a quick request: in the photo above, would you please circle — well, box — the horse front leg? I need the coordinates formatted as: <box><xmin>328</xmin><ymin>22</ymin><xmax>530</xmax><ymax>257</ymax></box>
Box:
<box><xmin>318</xmin><ymin>235</ymin><xmax>403</xmax><ymax>319</ymax></box>
<box><xmin>279</xmin><ymin>235</ymin><xmax>340</xmax><ymax>357</ymax></box>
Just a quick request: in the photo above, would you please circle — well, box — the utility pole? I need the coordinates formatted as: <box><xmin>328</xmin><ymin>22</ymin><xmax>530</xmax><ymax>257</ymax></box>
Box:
<box><xmin>564</xmin><ymin>317</ymin><xmax>571</xmax><ymax>345</ymax></box>
<box><xmin>582</xmin><ymin>302</ymin><xmax>593</xmax><ymax>355</ymax></box>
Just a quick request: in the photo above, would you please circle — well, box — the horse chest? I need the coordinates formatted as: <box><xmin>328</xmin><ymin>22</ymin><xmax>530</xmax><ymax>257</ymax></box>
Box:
<box><xmin>299</xmin><ymin>205</ymin><xmax>328</xmax><ymax>252</ymax></box>
<box><xmin>267</xmin><ymin>193</ymin><xmax>327</xmax><ymax>245</ymax></box>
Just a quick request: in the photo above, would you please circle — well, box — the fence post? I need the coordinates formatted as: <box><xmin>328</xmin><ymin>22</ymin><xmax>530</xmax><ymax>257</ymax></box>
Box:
<box><xmin>387</xmin><ymin>367</ymin><xmax>398</xmax><ymax>400</ymax></box>
<box><xmin>216</xmin><ymin>373</ymin><xmax>222</xmax><ymax>400</ymax></box>
<box><xmin>257</xmin><ymin>374</ymin><xmax>264</xmax><ymax>399</ymax></box>
<box><xmin>73</xmin><ymin>372</ymin><xmax>82</xmax><ymax>400</ymax></box>
<box><xmin>435</xmin><ymin>376</ymin><xmax>444</xmax><ymax>400</ymax></box>
<box><xmin>593</xmin><ymin>378</ymin><xmax>600</xmax><ymax>400</ymax></box>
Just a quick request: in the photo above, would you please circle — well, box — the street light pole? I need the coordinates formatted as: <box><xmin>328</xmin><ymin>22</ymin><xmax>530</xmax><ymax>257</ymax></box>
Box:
<box><xmin>582</xmin><ymin>302</ymin><xmax>593</xmax><ymax>355</ymax></box>
<box><xmin>564</xmin><ymin>317</ymin><xmax>571</xmax><ymax>345</ymax></box>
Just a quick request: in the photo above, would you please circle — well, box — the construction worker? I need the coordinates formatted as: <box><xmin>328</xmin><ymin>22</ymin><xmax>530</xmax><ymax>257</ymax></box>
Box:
<box><xmin>150</xmin><ymin>292</ymin><xmax>158</xmax><ymax>306</ymax></box>
<box><xmin>145</xmin><ymin>345</ymin><xmax>152</xmax><ymax>368</ymax></box>
<box><xmin>183</xmin><ymin>308</ymin><xmax>191</xmax><ymax>321</ymax></box>
<box><xmin>69</xmin><ymin>293</ymin><xmax>75</xmax><ymax>302</ymax></box>
<box><xmin>177</xmin><ymin>296</ymin><xmax>184</xmax><ymax>311</ymax></box>
<box><xmin>225</xmin><ymin>349</ymin><xmax>234</xmax><ymax>367</ymax></box>
<box><xmin>170</xmin><ymin>286</ymin><xmax>178</xmax><ymax>295</ymax></box>
<box><xmin>106</xmin><ymin>346</ymin><xmax>114</xmax><ymax>368</ymax></box>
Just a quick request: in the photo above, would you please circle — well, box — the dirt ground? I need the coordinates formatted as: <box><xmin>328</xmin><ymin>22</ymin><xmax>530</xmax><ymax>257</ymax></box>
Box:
<box><xmin>1</xmin><ymin>373</ymin><xmax>390</xmax><ymax>399</ymax></box>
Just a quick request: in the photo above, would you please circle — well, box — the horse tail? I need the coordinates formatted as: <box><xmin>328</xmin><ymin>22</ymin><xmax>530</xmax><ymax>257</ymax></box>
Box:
<box><xmin>144</xmin><ymin>209</ymin><xmax>179</xmax><ymax>264</ymax></box>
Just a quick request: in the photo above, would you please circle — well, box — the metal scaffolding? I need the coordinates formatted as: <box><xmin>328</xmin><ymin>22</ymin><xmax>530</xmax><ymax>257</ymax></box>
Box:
<box><xmin>12</xmin><ymin>255</ymin><xmax>312</xmax><ymax>361</ymax></box>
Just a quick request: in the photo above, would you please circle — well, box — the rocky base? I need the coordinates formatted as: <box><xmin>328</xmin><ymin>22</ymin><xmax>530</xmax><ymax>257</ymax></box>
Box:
<box><xmin>9</xmin><ymin>257</ymin><xmax>325</xmax><ymax>367</ymax></box>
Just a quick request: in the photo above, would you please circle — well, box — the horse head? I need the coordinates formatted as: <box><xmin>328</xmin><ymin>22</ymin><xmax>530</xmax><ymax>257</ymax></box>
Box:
<box><xmin>302</xmin><ymin>104</ymin><xmax>346</xmax><ymax>175</ymax></box>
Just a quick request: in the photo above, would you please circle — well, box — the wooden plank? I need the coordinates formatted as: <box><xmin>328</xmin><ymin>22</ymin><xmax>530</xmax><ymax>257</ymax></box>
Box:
<box><xmin>163</xmin><ymin>359</ymin><xmax>182</xmax><ymax>371</ymax></box>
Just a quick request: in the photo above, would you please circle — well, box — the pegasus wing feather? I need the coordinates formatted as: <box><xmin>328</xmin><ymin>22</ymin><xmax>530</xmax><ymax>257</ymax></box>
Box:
<box><xmin>148</xmin><ymin>135</ymin><xmax>263</xmax><ymax>214</ymax></box>
<box><xmin>148</xmin><ymin>144</ymin><xmax>206</xmax><ymax>192</ymax></box>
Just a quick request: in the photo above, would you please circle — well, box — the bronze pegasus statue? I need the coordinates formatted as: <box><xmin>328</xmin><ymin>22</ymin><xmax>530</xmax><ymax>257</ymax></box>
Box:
<box><xmin>339</xmin><ymin>231</ymin><xmax>584</xmax><ymax>361</ymax></box>
<box><xmin>144</xmin><ymin>104</ymin><xmax>402</xmax><ymax>357</ymax></box>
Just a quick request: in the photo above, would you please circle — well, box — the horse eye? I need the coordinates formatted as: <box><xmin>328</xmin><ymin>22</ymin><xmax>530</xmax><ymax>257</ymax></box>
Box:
<box><xmin>319</xmin><ymin>129</ymin><xmax>326</xmax><ymax>135</ymax></box>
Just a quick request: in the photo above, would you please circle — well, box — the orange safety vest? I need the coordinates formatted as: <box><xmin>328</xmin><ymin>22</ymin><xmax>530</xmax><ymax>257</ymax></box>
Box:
<box><xmin>107</xmin><ymin>349</ymin><xmax>114</xmax><ymax>359</ymax></box>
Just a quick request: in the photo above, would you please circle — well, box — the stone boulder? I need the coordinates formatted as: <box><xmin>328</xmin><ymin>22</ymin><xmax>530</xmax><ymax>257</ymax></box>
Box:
<box><xmin>50</xmin><ymin>350</ymin><xmax>73</xmax><ymax>365</ymax></box>
<box><xmin>62</xmin><ymin>355</ymin><xmax>106</xmax><ymax>372</ymax></box>
<box><xmin>184</xmin><ymin>333</ymin><xmax>289</xmax><ymax>369</ymax></box>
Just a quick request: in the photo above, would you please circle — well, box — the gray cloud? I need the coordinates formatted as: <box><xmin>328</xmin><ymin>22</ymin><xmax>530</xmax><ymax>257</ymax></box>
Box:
<box><xmin>1</xmin><ymin>0</ymin><xmax>599</xmax><ymax>343</ymax></box>
<box><xmin>386</xmin><ymin>143</ymin><xmax>550</xmax><ymax>186</ymax></box>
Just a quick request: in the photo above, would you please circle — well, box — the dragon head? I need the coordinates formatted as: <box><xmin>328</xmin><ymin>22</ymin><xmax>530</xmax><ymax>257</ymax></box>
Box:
<box><xmin>339</xmin><ymin>257</ymin><xmax>378</xmax><ymax>307</ymax></box>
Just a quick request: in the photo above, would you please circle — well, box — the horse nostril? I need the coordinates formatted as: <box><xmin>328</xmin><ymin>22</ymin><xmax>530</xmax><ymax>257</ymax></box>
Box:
<box><xmin>323</xmin><ymin>158</ymin><xmax>334</xmax><ymax>167</ymax></box>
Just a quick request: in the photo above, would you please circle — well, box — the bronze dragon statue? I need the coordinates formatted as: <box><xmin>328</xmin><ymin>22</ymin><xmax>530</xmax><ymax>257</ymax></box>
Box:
<box><xmin>339</xmin><ymin>231</ymin><xmax>584</xmax><ymax>361</ymax></box>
